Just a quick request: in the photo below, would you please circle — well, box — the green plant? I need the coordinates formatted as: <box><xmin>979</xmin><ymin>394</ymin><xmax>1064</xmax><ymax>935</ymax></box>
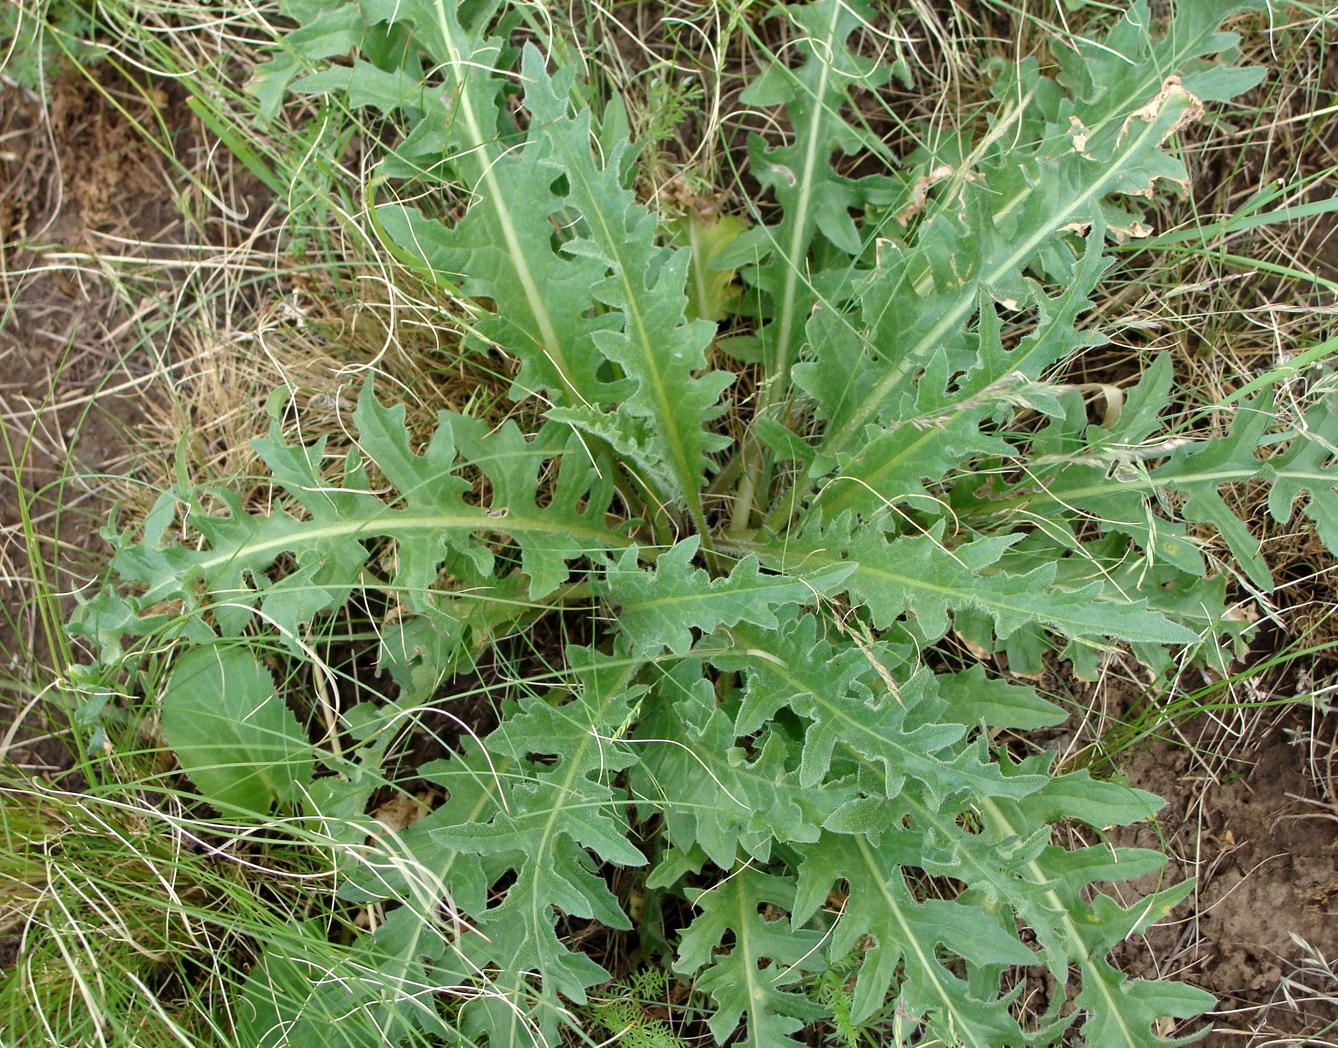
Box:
<box><xmin>588</xmin><ymin>966</ymin><xmax>686</xmax><ymax>1048</ymax></box>
<box><xmin>69</xmin><ymin>0</ymin><xmax>1338</xmax><ymax>1045</ymax></box>
<box><xmin>0</xmin><ymin>783</ymin><xmax>272</xmax><ymax>1047</ymax></box>
<box><xmin>0</xmin><ymin>0</ymin><xmax>102</xmax><ymax>93</ymax></box>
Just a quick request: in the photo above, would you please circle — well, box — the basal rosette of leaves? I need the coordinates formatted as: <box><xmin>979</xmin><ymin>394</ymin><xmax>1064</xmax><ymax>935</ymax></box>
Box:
<box><xmin>70</xmin><ymin>1</ymin><xmax>1337</xmax><ymax>1045</ymax></box>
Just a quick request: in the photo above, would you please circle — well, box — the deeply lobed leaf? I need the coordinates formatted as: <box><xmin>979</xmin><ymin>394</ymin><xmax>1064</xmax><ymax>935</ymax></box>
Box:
<box><xmin>77</xmin><ymin>2</ymin><xmax>1304</xmax><ymax>1045</ymax></box>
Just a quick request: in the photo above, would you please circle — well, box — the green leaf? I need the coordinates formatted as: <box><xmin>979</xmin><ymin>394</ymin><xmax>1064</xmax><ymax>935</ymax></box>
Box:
<box><xmin>236</xmin><ymin>911</ymin><xmax>456</xmax><ymax>1048</ymax></box>
<box><xmin>674</xmin><ymin>870</ymin><xmax>824</xmax><ymax>1047</ymax></box>
<box><xmin>808</xmin><ymin>87</ymin><xmax>1195</xmax><ymax>468</ymax></box>
<box><xmin>795</xmin><ymin>832</ymin><xmax>1034</xmax><ymax>1038</ymax></box>
<box><xmin>983</xmin><ymin>393</ymin><xmax>1338</xmax><ymax>592</ymax></box>
<box><xmin>290</xmin><ymin>61</ymin><xmax>425</xmax><ymax>113</ymax></box>
<box><xmin>88</xmin><ymin>383</ymin><xmax>624</xmax><ymax>651</ymax></box>
<box><xmin>159</xmin><ymin>646</ymin><xmax>312</xmax><ymax>814</ymax></box>
<box><xmin>773</xmin><ymin>1</ymin><xmax>1266</xmax><ymax>524</ymax></box>
<box><xmin>362</xmin><ymin>2</ymin><xmax>619</xmax><ymax>413</ymax></box>
<box><xmin>431</xmin><ymin>645</ymin><xmax>647</xmax><ymax>1037</ymax></box>
<box><xmin>803</xmin><ymin>235</ymin><xmax>1107</xmax><ymax>521</ymax></box>
<box><xmin>634</xmin><ymin>661</ymin><xmax>849</xmax><ymax>869</ymax></box>
<box><xmin>1154</xmin><ymin>400</ymin><xmax>1276</xmax><ymax>588</ymax></box>
<box><xmin>1077</xmin><ymin>961</ymin><xmax>1216</xmax><ymax>1048</ymax></box>
<box><xmin>337</xmin><ymin>737</ymin><xmax>503</xmax><ymax>914</ymax></box>
<box><xmin>601</xmin><ymin>537</ymin><xmax>852</xmax><ymax>654</ymax></box>
<box><xmin>937</xmin><ymin>665</ymin><xmax>1067</xmax><ymax>730</ymax></box>
<box><xmin>733</xmin><ymin>0</ymin><xmax>896</xmax><ymax>402</ymax></box>
<box><xmin>1017</xmin><ymin>767</ymin><xmax>1164</xmax><ymax>829</ymax></box>
<box><xmin>519</xmin><ymin>46</ymin><xmax>733</xmax><ymax>521</ymax></box>
<box><xmin>978</xmin><ymin>785</ymin><xmax>1213</xmax><ymax>1046</ymax></box>
<box><xmin>247</xmin><ymin>3</ymin><xmax>368</xmax><ymax>119</ymax></box>
<box><xmin>374</xmin><ymin>173</ymin><xmax>614</xmax><ymax>412</ymax></box>
<box><xmin>545</xmin><ymin>405</ymin><xmax>676</xmax><ymax>497</ymax></box>
<box><xmin>749</xmin><ymin>522</ymin><xmax>1197</xmax><ymax>646</ymax></box>
<box><xmin>1266</xmin><ymin>399</ymin><xmax>1338</xmax><ymax>556</ymax></box>
<box><xmin>705</xmin><ymin>612</ymin><xmax>1050</xmax><ymax>803</ymax></box>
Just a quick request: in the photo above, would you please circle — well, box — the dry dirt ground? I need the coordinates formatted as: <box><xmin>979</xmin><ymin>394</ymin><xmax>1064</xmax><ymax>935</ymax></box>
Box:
<box><xmin>1113</xmin><ymin>709</ymin><xmax>1338</xmax><ymax>1044</ymax></box>
<box><xmin>0</xmin><ymin>71</ymin><xmax>164</xmax><ymax>774</ymax></box>
<box><xmin>1</xmin><ymin>56</ymin><xmax>1336</xmax><ymax>1048</ymax></box>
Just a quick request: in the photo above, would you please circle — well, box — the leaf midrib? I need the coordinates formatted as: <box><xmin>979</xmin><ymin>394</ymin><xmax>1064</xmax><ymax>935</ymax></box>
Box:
<box><xmin>818</xmin><ymin>104</ymin><xmax>1178</xmax><ymax>463</ymax></box>
<box><xmin>766</xmin><ymin>0</ymin><xmax>843</xmax><ymax>405</ymax></box>
<box><xmin>990</xmin><ymin>465</ymin><xmax>1333</xmax><ymax>516</ymax></box>
<box><xmin>435</xmin><ymin>3</ymin><xmax>582</xmax><ymax>406</ymax></box>
<box><xmin>743</xmin><ymin>539</ymin><xmax>1184</xmax><ymax>642</ymax></box>
<box><xmin>854</xmin><ymin>835</ymin><xmax>989</xmax><ymax>1048</ymax></box>
<box><xmin>186</xmin><ymin>508</ymin><xmax>629</xmax><ymax>577</ymax></box>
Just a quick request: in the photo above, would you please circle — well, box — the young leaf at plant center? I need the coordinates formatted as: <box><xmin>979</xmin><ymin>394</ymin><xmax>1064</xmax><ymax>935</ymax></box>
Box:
<box><xmin>664</xmin><ymin>209</ymin><xmax>750</xmax><ymax>323</ymax></box>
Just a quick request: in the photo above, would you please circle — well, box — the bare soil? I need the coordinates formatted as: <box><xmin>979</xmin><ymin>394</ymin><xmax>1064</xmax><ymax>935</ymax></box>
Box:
<box><xmin>1112</xmin><ymin>712</ymin><xmax>1338</xmax><ymax>1044</ymax></box>
<box><xmin>0</xmin><ymin>71</ymin><xmax>177</xmax><ymax>775</ymax></box>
